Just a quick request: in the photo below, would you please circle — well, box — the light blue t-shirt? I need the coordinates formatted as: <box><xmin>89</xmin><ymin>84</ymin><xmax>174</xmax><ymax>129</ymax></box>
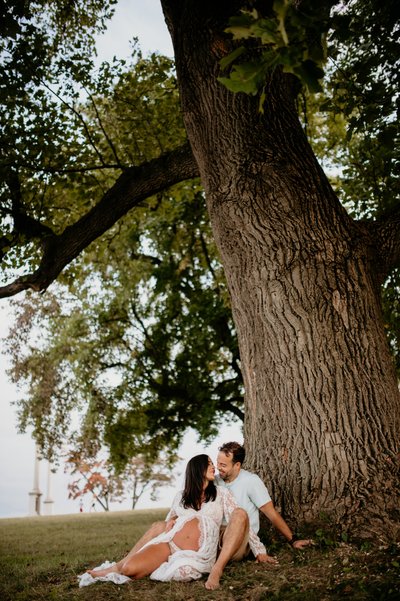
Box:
<box><xmin>216</xmin><ymin>469</ymin><xmax>271</xmax><ymax>533</ymax></box>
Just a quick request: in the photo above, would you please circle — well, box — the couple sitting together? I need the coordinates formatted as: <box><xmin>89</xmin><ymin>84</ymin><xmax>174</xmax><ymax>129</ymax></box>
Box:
<box><xmin>80</xmin><ymin>442</ymin><xmax>311</xmax><ymax>590</ymax></box>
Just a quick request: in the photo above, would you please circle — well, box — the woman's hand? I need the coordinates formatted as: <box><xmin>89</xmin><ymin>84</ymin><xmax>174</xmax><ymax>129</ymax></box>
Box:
<box><xmin>165</xmin><ymin>517</ymin><xmax>177</xmax><ymax>532</ymax></box>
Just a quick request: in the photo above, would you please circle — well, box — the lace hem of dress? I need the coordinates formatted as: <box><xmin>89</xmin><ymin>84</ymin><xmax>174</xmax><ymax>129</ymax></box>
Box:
<box><xmin>77</xmin><ymin>562</ymin><xmax>131</xmax><ymax>588</ymax></box>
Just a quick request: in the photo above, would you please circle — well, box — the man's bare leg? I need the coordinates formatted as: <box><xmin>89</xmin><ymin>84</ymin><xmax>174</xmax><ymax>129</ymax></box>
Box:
<box><xmin>205</xmin><ymin>508</ymin><xmax>249</xmax><ymax>590</ymax></box>
<box><xmin>87</xmin><ymin>521</ymin><xmax>167</xmax><ymax>577</ymax></box>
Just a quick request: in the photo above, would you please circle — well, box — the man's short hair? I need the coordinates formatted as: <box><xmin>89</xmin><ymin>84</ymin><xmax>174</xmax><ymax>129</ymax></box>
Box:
<box><xmin>219</xmin><ymin>441</ymin><xmax>245</xmax><ymax>465</ymax></box>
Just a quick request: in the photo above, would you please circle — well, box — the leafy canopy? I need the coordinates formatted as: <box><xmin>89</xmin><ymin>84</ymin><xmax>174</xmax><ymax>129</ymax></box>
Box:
<box><xmin>1</xmin><ymin>0</ymin><xmax>399</xmax><ymax>466</ymax></box>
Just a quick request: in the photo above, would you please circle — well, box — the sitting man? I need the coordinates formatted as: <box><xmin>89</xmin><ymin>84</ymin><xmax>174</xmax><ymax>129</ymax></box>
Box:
<box><xmin>122</xmin><ymin>441</ymin><xmax>312</xmax><ymax>590</ymax></box>
<box><xmin>205</xmin><ymin>441</ymin><xmax>312</xmax><ymax>589</ymax></box>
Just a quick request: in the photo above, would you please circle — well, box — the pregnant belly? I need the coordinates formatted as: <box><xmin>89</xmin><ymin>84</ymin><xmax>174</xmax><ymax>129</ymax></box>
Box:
<box><xmin>172</xmin><ymin>518</ymin><xmax>201</xmax><ymax>551</ymax></box>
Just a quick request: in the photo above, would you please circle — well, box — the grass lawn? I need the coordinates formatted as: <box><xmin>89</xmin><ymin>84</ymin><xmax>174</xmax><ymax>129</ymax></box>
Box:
<box><xmin>0</xmin><ymin>509</ymin><xmax>399</xmax><ymax>600</ymax></box>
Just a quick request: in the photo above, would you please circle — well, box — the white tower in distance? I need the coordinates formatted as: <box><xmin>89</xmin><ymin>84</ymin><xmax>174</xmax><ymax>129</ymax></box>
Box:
<box><xmin>43</xmin><ymin>461</ymin><xmax>54</xmax><ymax>516</ymax></box>
<box><xmin>28</xmin><ymin>443</ymin><xmax>42</xmax><ymax>516</ymax></box>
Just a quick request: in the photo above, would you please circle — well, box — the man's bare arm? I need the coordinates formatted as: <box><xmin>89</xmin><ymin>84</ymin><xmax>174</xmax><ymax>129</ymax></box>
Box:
<box><xmin>259</xmin><ymin>501</ymin><xmax>312</xmax><ymax>549</ymax></box>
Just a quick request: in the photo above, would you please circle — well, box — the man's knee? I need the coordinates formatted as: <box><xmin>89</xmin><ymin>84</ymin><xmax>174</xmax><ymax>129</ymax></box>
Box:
<box><xmin>229</xmin><ymin>508</ymin><xmax>249</xmax><ymax>528</ymax></box>
<box><xmin>222</xmin><ymin>509</ymin><xmax>249</xmax><ymax>545</ymax></box>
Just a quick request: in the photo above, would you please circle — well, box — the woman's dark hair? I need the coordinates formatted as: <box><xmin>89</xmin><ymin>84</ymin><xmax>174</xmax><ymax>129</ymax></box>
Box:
<box><xmin>181</xmin><ymin>454</ymin><xmax>217</xmax><ymax>510</ymax></box>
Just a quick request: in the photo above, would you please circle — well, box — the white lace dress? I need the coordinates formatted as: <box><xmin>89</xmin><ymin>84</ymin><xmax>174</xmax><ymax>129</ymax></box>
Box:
<box><xmin>77</xmin><ymin>485</ymin><xmax>267</xmax><ymax>587</ymax></box>
<box><xmin>145</xmin><ymin>485</ymin><xmax>266</xmax><ymax>582</ymax></box>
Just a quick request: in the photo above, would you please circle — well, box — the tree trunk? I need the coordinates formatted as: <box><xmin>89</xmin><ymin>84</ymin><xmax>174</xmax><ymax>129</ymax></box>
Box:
<box><xmin>161</xmin><ymin>1</ymin><xmax>400</xmax><ymax>536</ymax></box>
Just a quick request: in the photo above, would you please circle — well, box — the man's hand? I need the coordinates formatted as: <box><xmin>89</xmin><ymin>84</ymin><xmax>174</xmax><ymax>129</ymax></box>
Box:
<box><xmin>256</xmin><ymin>553</ymin><xmax>279</xmax><ymax>564</ymax></box>
<box><xmin>292</xmin><ymin>539</ymin><xmax>313</xmax><ymax>550</ymax></box>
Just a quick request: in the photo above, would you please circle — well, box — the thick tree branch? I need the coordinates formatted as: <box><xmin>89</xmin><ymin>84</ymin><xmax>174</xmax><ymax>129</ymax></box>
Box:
<box><xmin>366</xmin><ymin>203</ymin><xmax>400</xmax><ymax>281</ymax></box>
<box><xmin>6</xmin><ymin>169</ymin><xmax>55</xmax><ymax>240</ymax></box>
<box><xmin>0</xmin><ymin>142</ymin><xmax>199</xmax><ymax>298</ymax></box>
<box><xmin>219</xmin><ymin>397</ymin><xmax>244</xmax><ymax>421</ymax></box>
<box><xmin>1</xmin><ymin>169</ymin><xmax>55</xmax><ymax>261</ymax></box>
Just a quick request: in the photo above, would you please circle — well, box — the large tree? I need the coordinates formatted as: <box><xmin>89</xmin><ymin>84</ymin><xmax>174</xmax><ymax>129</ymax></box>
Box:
<box><xmin>1</xmin><ymin>0</ymin><xmax>399</xmax><ymax>535</ymax></box>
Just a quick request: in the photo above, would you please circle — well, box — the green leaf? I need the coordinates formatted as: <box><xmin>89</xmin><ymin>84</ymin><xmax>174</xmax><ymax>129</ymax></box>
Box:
<box><xmin>273</xmin><ymin>0</ymin><xmax>290</xmax><ymax>45</ymax></box>
<box><xmin>225</xmin><ymin>13</ymin><xmax>256</xmax><ymax>40</ymax></box>
<box><xmin>218</xmin><ymin>61</ymin><xmax>267</xmax><ymax>95</ymax></box>
<box><xmin>293</xmin><ymin>60</ymin><xmax>324</xmax><ymax>93</ymax></box>
<box><xmin>219</xmin><ymin>46</ymin><xmax>246</xmax><ymax>71</ymax></box>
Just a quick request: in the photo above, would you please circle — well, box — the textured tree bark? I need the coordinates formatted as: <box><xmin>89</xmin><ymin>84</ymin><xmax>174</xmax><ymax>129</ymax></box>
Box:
<box><xmin>162</xmin><ymin>0</ymin><xmax>400</xmax><ymax>535</ymax></box>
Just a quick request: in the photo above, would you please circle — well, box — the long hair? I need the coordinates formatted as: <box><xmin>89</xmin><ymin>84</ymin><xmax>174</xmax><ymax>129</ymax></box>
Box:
<box><xmin>181</xmin><ymin>454</ymin><xmax>217</xmax><ymax>510</ymax></box>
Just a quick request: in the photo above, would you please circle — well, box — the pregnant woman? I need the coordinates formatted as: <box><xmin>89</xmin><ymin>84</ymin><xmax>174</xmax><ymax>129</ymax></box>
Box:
<box><xmin>80</xmin><ymin>453</ymin><xmax>266</xmax><ymax>585</ymax></box>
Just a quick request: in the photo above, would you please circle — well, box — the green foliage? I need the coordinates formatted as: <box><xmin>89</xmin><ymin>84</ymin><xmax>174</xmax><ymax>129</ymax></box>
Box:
<box><xmin>1</xmin><ymin>26</ymin><xmax>242</xmax><ymax>467</ymax></box>
<box><xmin>0</xmin><ymin>0</ymin><xmax>116</xmax><ymax>274</ymax></box>
<box><xmin>5</xmin><ymin>180</ymin><xmax>242</xmax><ymax>467</ymax></box>
<box><xmin>219</xmin><ymin>0</ymin><xmax>400</xmax><ymax>171</ymax></box>
<box><xmin>1</xmin><ymin>0</ymin><xmax>399</xmax><ymax>467</ymax></box>
<box><xmin>219</xmin><ymin>1</ymin><xmax>334</xmax><ymax>95</ymax></box>
<box><xmin>0</xmin><ymin>0</ymin><xmax>184</xmax><ymax>280</ymax></box>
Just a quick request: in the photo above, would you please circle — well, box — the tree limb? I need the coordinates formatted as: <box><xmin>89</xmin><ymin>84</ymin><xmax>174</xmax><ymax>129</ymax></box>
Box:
<box><xmin>219</xmin><ymin>397</ymin><xmax>244</xmax><ymax>421</ymax></box>
<box><xmin>0</xmin><ymin>142</ymin><xmax>199</xmax><ymax>298</ymax></box>
<box><xmin>6</xmin><ymin>168</ymin><xmax>55</xmax><ymax>239</ymax></box>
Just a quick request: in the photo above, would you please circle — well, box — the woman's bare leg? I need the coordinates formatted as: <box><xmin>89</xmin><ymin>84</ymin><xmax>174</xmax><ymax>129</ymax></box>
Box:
<box><xmin>86</xmin><ymin>521</ymin><xmax>167</xmax><ymax>578</ymax></box>
<box><xmin>88</xmin><ymin>518</ymin><xmax>201</xmax><ymax>579</ymax></box>
<box><xmin>87</xmin><ymin>563</ymin><xmax>119</xmax><ymax>578</ymax></box>
<box><xmin>127</xmin><ymin>520</ymin><xmax>168</xmax><ymax>555</ymax></box>
<box><xmin>120</xmin><ymin>543</ymin><xmax>171</xmax><ymax>579</ymax></box>
<box><xmin>120</xmin><ymin>519</ymin><xmax>201</xmax><ymax>579</ymax></box>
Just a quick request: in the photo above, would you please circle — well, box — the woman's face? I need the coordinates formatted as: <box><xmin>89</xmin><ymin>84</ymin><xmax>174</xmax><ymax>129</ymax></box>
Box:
<box><xmin>205</xmin><ymin>457</ymin><xmax>215</xmax><ymax>482</ymax></box>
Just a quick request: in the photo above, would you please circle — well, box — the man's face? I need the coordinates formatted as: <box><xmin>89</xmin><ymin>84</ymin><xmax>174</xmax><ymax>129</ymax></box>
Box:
<box><xmin>217</xmin><ymin>451</ymin><xmax>240</xmax><ymax>482</ymax></box>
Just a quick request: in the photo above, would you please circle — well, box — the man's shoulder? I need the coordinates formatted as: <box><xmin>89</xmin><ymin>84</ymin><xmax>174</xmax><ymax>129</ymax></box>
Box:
<box><xmin>235</xmin><ymin>469</ymin><xmax>268</xmax><ymax>493</ymax></box>
<box><xmin>238</xmin><ymin>469</ymin><xmax>262</xmax><ymax>482</ymax></box>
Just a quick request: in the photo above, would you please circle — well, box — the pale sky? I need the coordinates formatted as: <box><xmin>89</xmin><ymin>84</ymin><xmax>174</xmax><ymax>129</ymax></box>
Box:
<box><xmin>0</xmin><ymin>0</ymin><xmax>242</xmax><ymax>519</ymax></box>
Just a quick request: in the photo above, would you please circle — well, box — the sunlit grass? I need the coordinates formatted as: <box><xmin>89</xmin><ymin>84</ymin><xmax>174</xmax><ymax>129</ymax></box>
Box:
<box><xmin>0</xmin><ymin>509</ymin><xmax>166</xmax><ymax>600</ymax></box>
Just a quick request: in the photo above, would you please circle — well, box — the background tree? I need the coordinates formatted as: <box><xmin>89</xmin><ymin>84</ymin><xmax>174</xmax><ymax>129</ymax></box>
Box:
<box><xmin>113</xmin><ymin>454</ymin><xmax>178</xmax><ymax>510</ymax></box>
<box><xmin>66</xmin><ymin>448</ymin><xmax>176</xmax><ymax>511</ymax></box>
<box><xmin>66</xmin><ymin>452</ymin><xmax>112</xmax><ymax>512</ymax></box>
<box><xmin>5</xmin><ymin>180</ymin><xmax>242</xmax><ymax>465</ymax></box>
<box><xmin>1</xmin><ymin>0</ymin><xmax>399</xmax><ymax>536</ymax></box>
<box><xmin>2</xmin><ymin>47</ymin><xmax>242</xmax><ymax>463</ymax></box>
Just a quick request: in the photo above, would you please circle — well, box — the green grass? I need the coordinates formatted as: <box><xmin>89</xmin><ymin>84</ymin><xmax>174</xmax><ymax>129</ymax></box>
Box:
<box><xmin>0</xmin><ymin>510</ymin><xmax>399</xmax><ymax>601</ymax></box>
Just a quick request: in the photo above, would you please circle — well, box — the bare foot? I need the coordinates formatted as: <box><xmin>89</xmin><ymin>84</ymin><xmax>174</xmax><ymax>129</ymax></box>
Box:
<box><xmin>205</xmin><ymin>567</ymin><xmax>222</xmax><ymax>590</ymax></box>
<box><xmin>87</xmin><ymin>565</ymin><xmax>118</xmax><ymax>578</ymax></box>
